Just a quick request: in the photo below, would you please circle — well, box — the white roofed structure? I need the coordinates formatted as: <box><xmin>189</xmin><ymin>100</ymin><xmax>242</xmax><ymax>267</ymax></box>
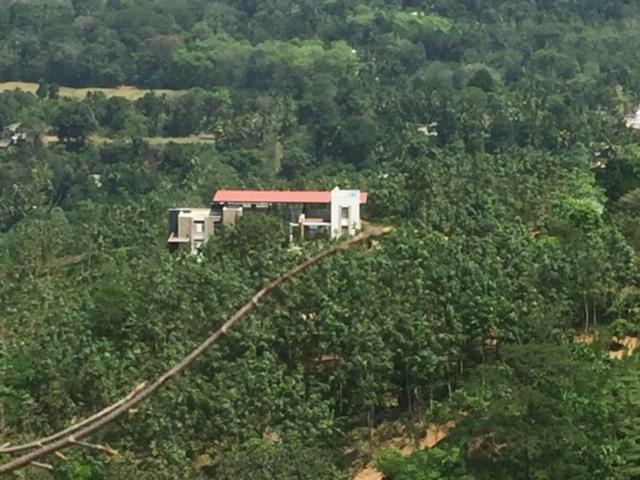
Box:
<box><xmin>626</xmin><ymin>107</ymin><xmax>640</xmax><ymax>130</ymax></box>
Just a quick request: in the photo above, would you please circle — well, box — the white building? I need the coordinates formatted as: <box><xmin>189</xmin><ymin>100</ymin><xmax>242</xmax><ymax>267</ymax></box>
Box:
<box><xmin>168</xmin><ymin>187</ymin><xmax>368</xmax><ymax>252</ymax></box>
<box><xmin>167</xmin><ymin>208</ymin><xmax>215</xmax><ymax>253</ymax></box>
<box><xmin>329</xmin><ymin>187</ymin><xmax>363</xmax><ymax>237</ymax></box>
<box><xmin>211</xmin><ymin>187</ymin><xmax>368</xmax><ymax>240</ymax></box>
<box><xmin>626</xmin><ymin>107</ymin><xmax>640</xmax><ymax>130</ymax></box>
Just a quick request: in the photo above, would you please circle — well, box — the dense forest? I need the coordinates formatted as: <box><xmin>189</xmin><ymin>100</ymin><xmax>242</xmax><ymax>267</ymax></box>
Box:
<box><xmin>3</xmin><ymin>0</ymin><xmax>640</xmax><ymax>478</ymax></box>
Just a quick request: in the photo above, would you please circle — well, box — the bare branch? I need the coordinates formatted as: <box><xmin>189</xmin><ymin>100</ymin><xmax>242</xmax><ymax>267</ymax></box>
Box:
<box><xmin>53</xmin><ymin>451</ymin><xmax>67</xmax><ymax>461</ymax></box>
<box><xmin>0</xmin><ymin>382</ymin><xmax>147</xmax><ymax>454</ymax></box>
<box><xmin>0</xmin><ymin>227</ymin><xmax>392</xmax><ymax>475</ymax></box>
<box><xmin>70</xmin><ymin>439</ymin><xmax>118</xmax><ymax>456</ymax></box>
<box><xmin>30</xmin><ymin>461</ymin><xmax>54</xmax><ymax>471</ymax></box>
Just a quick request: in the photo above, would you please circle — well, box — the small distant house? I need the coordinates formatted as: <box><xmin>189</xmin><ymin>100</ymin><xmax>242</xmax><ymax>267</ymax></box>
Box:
<box><xmin>167</xmin><ymin>208</ymin><xmax>215</xmax><ymax>253</ymax></box>
<box><xmin>417</xmin><ymin>122</ymin><xmax>438</xmax><ymax>137</ymax></box>
<box><xmin>168</xmin><ymin>187</ymin><xmax>368</xmax><ymax>253</ymax></box>
<box><xmin>3</xmin><ymin>123</ymin><xmax>22</xmax><ymax>136</ymax></box>
<box><xmin>1</xmin><ymin>123</ymin><xmax>21</xmax><ymax>148</ymax></box>
<box><xmin>626</xmin><ymin>107</ymin><xmax>640</xmax><ymax>130</ymax></box>
<box><xmin>0</xmin><ymin>122</ymin><xmax>40</xmax><ymax>148</ymax></box>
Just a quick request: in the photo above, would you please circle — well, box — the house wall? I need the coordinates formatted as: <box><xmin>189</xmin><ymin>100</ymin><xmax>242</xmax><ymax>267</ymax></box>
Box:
<box><xmin>205</xmin><ymin>188</ymin><xmax>364</xmax><ymax>244</ymax></box>
<box><xmin>204</xmin><ymin>216</ymin><xmax>214</xmax><ymax>239</ymax></box>
<box><xmin>169</xmin><ymin>208</ymin><xmax>215</xmax><ymax>253</ymax></box>
<box><xmin>178</xmin><ymin>215</ymin><xmax>191</xmax><ymax>238</ymax></box>
<box><xmin>168</xmin><ymin>209</ymin><xmax>180</xmax><ymax>235</ymax></box>
<box><xmin>187</xmin><ymin>209</ymin><xmax>215</xmax><ymax>251</ymax></box>
<box><xmin>305</xmin><ymin>206</ymin><xmax>330</xmax><ymax>220</ymax></box>
<box><xmin>222</xmin><ymin>206</ymin><xmax>243</xmax><ymax>226</ymax></box>
<box><xmin>330</xmin><ymin>188</ymin><xmax>361</xmax><ymax>238</ymax></box>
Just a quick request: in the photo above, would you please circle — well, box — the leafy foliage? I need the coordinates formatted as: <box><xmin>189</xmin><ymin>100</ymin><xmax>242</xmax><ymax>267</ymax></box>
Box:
<box><xmin>214</xmin><ymin>439</ymin><xmax>346</xmax><ymax>480</ymax></box>
<box><xmin>2</xmin><ymin>0</ymin><xmax>640</xmax><ymax>478</ymax></box>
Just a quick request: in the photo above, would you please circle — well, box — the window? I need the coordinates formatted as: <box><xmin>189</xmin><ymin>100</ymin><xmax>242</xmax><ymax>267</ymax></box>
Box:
<box><xmin>341</xmin><ymin>207</ymin><xmax>350</xmax><ymax>219</ymax></box>
<box><xmin>341</xmin><ymin>226</ymin><xmax>349</xmax><ymax>235</ymax></box>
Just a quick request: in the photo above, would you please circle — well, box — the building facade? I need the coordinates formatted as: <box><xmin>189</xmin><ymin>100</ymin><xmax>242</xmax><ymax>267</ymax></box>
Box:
<box><xmin>167</xmin><ymin>208</ymin><xmax>215</xmax><ymax>253</ymax></box>
<box><xmin>212</xmin><ymin>187</ymin><xmax>367</xmax><ymax>240</ymax></box>
<box><xmin>330</xmin><ymin>187</ymin><xmax>362</xmax><ymax>237</ymax></box>
<box><xmin>168</xmin><ymin>187</ymin><xmax>367</xmax><ymax>252</ymax></box>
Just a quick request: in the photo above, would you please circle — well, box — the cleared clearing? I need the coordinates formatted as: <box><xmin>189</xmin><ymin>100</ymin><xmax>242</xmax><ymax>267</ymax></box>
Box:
<box><xmin>0</xmin><ymin>82</ymin><xmax>179</xmax><ymax>100</ymax></box>
<box><xmin>352</xmin><ymin>421</ymin><xmax>455</xmax><ymax>480</ymax></box>
<box><xmin>41</xmin><ymin>134</ymin><xmax>214</xmax><ymax>146</ymax></box>
<box><xmin>145</xmin><ymin>136</ymin><xmax>214</xmax><ymax>145</ymax></box>
<box><xmin>85</xmin><ymin>135</ymin><xmax>213</xmax><ymax>145</ymax></box>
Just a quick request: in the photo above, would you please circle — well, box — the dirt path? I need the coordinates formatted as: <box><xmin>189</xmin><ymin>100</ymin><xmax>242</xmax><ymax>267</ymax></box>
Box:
<box><xmin>354</xmin><ymin>466</ymin><xmax>383</xmax><ymax>480</ymax></box>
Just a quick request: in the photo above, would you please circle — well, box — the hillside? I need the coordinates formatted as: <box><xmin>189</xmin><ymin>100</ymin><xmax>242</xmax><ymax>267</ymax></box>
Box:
<box><xmin>2</xmin><ymin>1</ymin><xmax>640</xmax><ymax>478</ymax></box>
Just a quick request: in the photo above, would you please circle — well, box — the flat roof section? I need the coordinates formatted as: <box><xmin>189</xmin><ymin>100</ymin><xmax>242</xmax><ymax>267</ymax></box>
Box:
<box><xmin>213</xmin><ymin>190</ymin><xmax>368</xmax><ymax>204</ymax></box>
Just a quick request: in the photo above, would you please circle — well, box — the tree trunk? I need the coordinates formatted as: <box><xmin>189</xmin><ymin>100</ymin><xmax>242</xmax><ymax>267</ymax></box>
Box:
<box><xmin>584</xmin><ymin>292</ymin><xmax>590</xmax><ymax>332</ymax></box>
<box><xmin>429</xmin><ymin>387</ymin><xmax>434</xmax><ymax>412</ymax></box>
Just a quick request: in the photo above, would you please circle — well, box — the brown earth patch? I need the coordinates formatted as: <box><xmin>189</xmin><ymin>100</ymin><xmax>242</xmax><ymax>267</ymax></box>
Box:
<box><xmin>609</xmin><ymin>336</ymin><xmax>638</xmax><ymax>359</ymax></box>
<box><xmin>352</xmin><ymin>421</ymin><xmax>455</xmax><ymax>480</ymax></box>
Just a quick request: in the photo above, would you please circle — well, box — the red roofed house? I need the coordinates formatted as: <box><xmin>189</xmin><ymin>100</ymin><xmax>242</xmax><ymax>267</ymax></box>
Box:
<box><xmin>168</xmin><ymin>187</ymin><xmax>367</xmax><ymax>252</ymax></box>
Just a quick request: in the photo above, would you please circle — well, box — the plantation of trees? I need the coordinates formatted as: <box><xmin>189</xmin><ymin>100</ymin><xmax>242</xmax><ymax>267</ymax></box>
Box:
<box><xmin>3</xmin><ymin>0</ymin><xmax>640</xmax><ymax>478</ymax></box>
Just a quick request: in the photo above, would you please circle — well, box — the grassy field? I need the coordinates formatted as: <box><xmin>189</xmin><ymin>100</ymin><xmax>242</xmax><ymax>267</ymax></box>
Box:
<box><xmin>0</xmin><ymin>81</ymin><xmax>179</xmax><ymax>100</ymax></box>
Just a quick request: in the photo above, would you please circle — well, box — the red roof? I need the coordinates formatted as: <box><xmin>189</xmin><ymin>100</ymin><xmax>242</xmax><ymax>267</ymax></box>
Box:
<box><xmin>213</xmin><ymin>190</ymin><xmax>368</xmax><ymax>204</ymax></box>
